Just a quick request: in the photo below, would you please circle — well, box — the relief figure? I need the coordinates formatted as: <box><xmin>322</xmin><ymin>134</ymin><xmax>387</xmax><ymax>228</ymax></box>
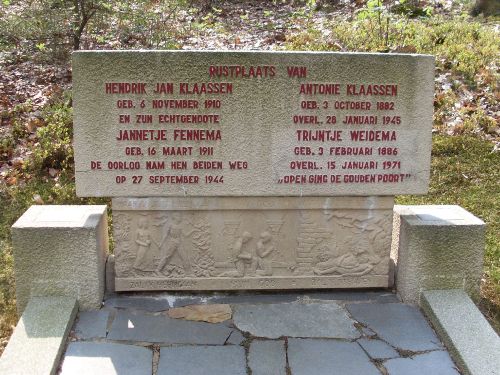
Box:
<box><xmin>255</xmin><ymin>231</ymin><xmax>275</xmax><ymax>276</ymax></box>
<box><xmin>154</xmin><ymin>213</ymin><xmax>194</xmax><ymax>276</ymax></box>
<box><xmin>313</xmin><ymin>241</ymin><xmax>380</xmax><ymax>276</ymax></box>
<box><xmin>220</xmin><ymin>231</ymin><xmax>255</xmax><ymax>277</ymax></box>
<box><xmin>133</xmin><ymin>217</ymin><xmax>152</xmax><ymax>271</ymax></box>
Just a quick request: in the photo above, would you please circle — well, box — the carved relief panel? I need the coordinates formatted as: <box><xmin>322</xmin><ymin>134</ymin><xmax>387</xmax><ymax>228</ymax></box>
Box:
<box><xmin>113</xmin><ymin>197</ymin><xmax>394</xmax><ymax>291</ymax></box>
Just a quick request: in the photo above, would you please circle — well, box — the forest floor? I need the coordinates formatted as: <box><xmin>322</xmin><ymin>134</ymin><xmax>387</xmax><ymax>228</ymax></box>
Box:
<box><xmin>0</xmin><ymin>0</ymin><xmax>499</xmax><ymax>354</ymax></box>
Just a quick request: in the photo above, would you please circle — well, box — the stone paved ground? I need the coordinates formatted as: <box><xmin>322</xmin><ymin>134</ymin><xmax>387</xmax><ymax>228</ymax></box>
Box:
<box><xmin>58</xmin><ymin>291</ymin><xmax>461</xmax><ymax>375</ymax></box>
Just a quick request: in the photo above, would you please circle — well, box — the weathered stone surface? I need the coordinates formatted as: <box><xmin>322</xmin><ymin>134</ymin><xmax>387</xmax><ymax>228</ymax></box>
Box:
<box><xmin>0</xmin><ymin>297</ymin><xmax>77</xmax><ymax>375</ymax></box>
<box><xmin>157</xmin><ymin>346</ymin><xmax>246</xmax><ymax>375</ymax></box>
<box><xmin>60</xmin><ymin>342</ymin><xmax>152</xmax><ymax>375</ymax></box>
<box><xmin>384</xmin><ymin>350</ymin><xmax>460</xmax><ymax>375</ymax></box>
<box><xmin>226</xmin><ymin>329</ymin><xmax>245</xmax><ymax>345</ymax></box>
<box><xmin>74</xmin><ymin>310</ymin><xmax>109</xmax><ymax>339</ymax></box>
<box><xmin>12</xmin><ymin>205</ymin><xmax>108</xmax><ymax>313</ymax></box>
<box><xmin>233</xmin><ymin>302</ymin><xmax>360</xmax><ymax>339</ymax></box>
<box><xmin>105</xmin><ymin>254</ymin><xmax>116</xmax><ymax>293</ymax></box>
<box><xmin>392</xmin><ymin>205</ymin><xmax>485</xmax><ymax>304</ymax></box>
<box><xmin>104</xmin><ymin>294</ymin><xmax>173</xmax><ymax>311</ymax></box>
<box><xmin>421</xmin><ymin>289</ymin><xmax>500</xmax><ymax>375</ymax></box>
<box><xmin>287</xmin><ymin>339</ymin><xmax>380</xmax><ymax>375</ymax></box>
<box><xmin>73</xmin><ymin>51</ymin><xmax>434</xmax><ymax>197</ymax></box>
<box><xmin>357</xmin><ymin>338</ymin><xmax>399</xmax><ymax>359</ymax></box>
<box><xmin>107</xmin><ymin>310</ymin><xmax>233</xmax><ymax>344</ymax></box>
<box><xmin>113</xmin><ymin>197</ymin><xmax>393</xmax><ymax>291</ymax></box>
<box><xmin>248</xmin><ymin>340</ymin><xmax>286</xmax><ymax>375</ymax></box>
<box><xmin>347</xmin><ymin>303</ymin><xmax>442</xmax><ymax>351</ymax></box>
<box><xmin>167</xmin><ymin>304</ymin><xmax>232</xmax><ymax>323</ymax></box>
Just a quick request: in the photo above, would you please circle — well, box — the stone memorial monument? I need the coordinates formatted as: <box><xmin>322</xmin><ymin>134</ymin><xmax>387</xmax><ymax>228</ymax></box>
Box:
<box><xmin>72</xmin><ymin>51</ymin><xmax>434</xmax><ymax>291</ymax></box>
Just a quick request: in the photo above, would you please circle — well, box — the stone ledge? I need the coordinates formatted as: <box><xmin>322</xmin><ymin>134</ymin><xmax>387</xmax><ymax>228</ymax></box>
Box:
<box><xmin>421</xmin><ymin>290</ymin><xmax>500</xmax><ymax>375</ymax></box>
<box><xmin>0</xmin><ymin>296</ymin><xmax>78</xmax><ymax>375</ymax></box>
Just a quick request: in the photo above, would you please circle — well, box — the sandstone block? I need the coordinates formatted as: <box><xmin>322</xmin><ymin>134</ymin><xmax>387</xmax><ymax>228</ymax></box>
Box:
<box><xmin>12</xmin><ymin>205</ymin><xmax>108</xmax><ymax>313</ymax></box>
<box><xmin>392</xmin><ymin>205</ymin><xmax>485</xmax><ymax>304</ymax></box>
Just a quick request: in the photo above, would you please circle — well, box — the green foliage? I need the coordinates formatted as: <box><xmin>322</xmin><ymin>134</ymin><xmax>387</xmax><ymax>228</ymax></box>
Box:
<box><xmin>29</xmin><ymin>97</ymin><xmax>73</xmax><ymax>173</ymax></box>
<box><xmin>287</xmin><ymin>14</ymin><xmax>499</xmax><ymax>83</ymax></box>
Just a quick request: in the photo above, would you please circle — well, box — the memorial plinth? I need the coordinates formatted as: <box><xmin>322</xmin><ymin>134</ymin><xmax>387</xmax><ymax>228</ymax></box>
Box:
<box><xmin>73</xmin><ymin>51</ymin><xmax>434</xmax><ymax>291</ymax></box>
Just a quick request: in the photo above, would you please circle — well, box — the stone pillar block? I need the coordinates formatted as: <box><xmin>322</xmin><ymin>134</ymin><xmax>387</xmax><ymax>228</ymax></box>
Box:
<box><xmin>12</xmin><ymin>205</ymin><xmax>108</xmax><ymax>313</ymax></box>
<box><xmin>392</xmin><ymin>205</ymin><xmax>485</xmax><ymax>304</ymax></box>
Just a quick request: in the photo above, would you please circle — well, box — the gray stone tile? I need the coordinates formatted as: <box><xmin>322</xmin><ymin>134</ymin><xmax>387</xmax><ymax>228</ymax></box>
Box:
<box><xmin>226</xmin><ymin>329</ymin><xmax>245</xmax><ymax>345</ymax></box>
<box><xmin>304</xmin><ymin>291</ymin><xmax>400</xmax><ymax>303</ymax></box>
<box><xmin>248</xmin><ymin>340</ymin><xmax>286</xmax><ymax>375</ymax></box>
<box><xmin>385</xmin><ymin>350</ymin><xmax>460</xmax><ymax>375</ymax></box>
<box><xmin>347</xmin><ymin>303</ymin><xmax>443</xmax><ymax>351</ymax></box>
<box><xmin>157</xmin><ymin>346</ymin><xmax>246</xmax><ymax>375</ymax></box>
<box><xmin>357</xmin><ymin>338</ymin><xmax>399</xmax><ymax>359</ymax></box>
<box><xmin>107</xmin><ymin>310</ymin><xmax>233</xmax><ymax>344</ymax></box>
<box><xmin>288</xmin><ymin>339</ymin><xmax>380</xmax><ymax>375</ymax></box>
<box><xmin>210</xmin><ymin>292</ymin><xmax>300</xmax><ymax>305</ymax></box>
<box><xmin>104</xmin><ymin>295</ymin><xmax>172</xmax><ymax>311</ymax></box>
<box><xmin>60</xmin><ymin>342</ymin><xmax>152</xmax><ymax>375</ymax></box>
<box><xmin>74</xmin><ymin>310</ymin><xmax>109</xmax><ymax>339</ymax></box>
<box><xmin>233</xmin><ymin>302</ymin><xmax>360</xmax><ymax>339</ymax></box>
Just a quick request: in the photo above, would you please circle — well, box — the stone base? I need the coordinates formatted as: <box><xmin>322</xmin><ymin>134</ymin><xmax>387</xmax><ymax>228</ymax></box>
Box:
<box><xmin>112</xmin><ymin>197</ymin><xmax>394</xmax><ymax>291</ymax></box>
<box><xmin>11</xmin><ymin>205</ymin><xmax>108</xmax><ymax>313</ymax></box>
<box><xmin>392</xmin><ymin>205</ymin><xmax>485</xmax><ymax>304</ymax></box>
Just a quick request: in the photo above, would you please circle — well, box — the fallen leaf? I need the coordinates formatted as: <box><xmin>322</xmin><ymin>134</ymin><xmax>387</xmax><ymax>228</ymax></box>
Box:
<box><xmin>33</xmin><ymin>194</ymin><xmax>44</xmax><ymax>204</ymax></box>
<box><xmin>48</xmin><ymin>168</ymin><xmax>59</xmax><ymax>177</ymax></box>
<box><xmin>167</xmin><ymin>304</ymin><xmax>232</xmax><ymax>323</ymax></box>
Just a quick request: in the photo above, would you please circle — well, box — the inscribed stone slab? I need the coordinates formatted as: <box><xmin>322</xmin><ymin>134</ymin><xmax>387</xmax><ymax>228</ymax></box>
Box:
<box><xmin>60</xmin><ymin>342</ymin><xmax>152</xmax><ymax>375</ymax></box>
<box><xmin>107</xmin><ymin>310</ymin><xmax>233</xmax><ymax>344</ymax></box>
<box><xmin>233</xmin><ymin>302</ymin><xmax>360</xmax><ymax>339</ymax></box>
<box><xmin>287</xmin><ymin>339</ymin><xmax>380</xmax><ymax>375</ymax></box>
<box><xmin>157</xmin><ymin>346</ymin><xmax>246</xmax><ymax>375</ymax></box>
<box><xmin>73</xmin><ymin>51</ymin><xmax>434</xmax><ymax>197</ymax></box>
<box><xmin>113</xmin><ymin>196</ymin><xmax>393</xmax><ymax>291</ymax></box>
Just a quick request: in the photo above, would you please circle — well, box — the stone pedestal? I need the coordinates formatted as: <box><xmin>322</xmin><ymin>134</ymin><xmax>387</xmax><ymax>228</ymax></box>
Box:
<box><xmin>392</xmin><ymin>205</ymin><xmax>485</xmax><ymax>304</ymax></box>
<box><xmin>112</xmin><ymin>196</ymin><xmax>394</xmax><ymax>291</ymax></box>
<box><xmin>11</xmin><ymin>205</ymin><xmax>108</xmax><ymax>313</ymax></box>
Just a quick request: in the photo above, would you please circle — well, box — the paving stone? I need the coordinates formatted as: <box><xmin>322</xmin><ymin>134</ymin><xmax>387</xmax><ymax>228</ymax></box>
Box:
<box><xmin>104</xmin><ymin>295</ymin><xmax>172</xmax><ymax>311</ymax></box>
<box><xmin>107</xmin><ymin>310</ymin><xmax>233</xmax><ymax>344</ymax></box>
<box><xmin>361</xmin><ymin>326</ymin><xmax>377</xmax><ymax>337</ymax></box>
<box><xmin>60</xmin><ymin>342</ymin><xmax>152</xmax><ymax>375</ymax></box>
<box><xmin>304</xmin><ymin>291</ymin><xmax>400</xmax><ymax>304</ymax></box>
<box><xmin>74</xmin><ymin>310</ymin><xmax>109</xmax><ymax>339</ymax></box>
<box><xmin>347</xmin><ymin>303</ymin><xmax>442</xmax><ymax>351</ymax></box>
<box><xmin>248</xmin><ymin>340</ymin><xmax>286</xmax><ymax>375</ymax></box>
<box><xmin>422</xmin><ymin>290</ymin><xmax>500</xmax><ymax>375</ymax></box>
<box><xmin>0</xmin><ymin>297</ymin><xmax>77</xmax><ymax>375</ymax></box>
<box><xmin>226</xmin><ymin>329</ymin><xmax>245</xmax><ymax>345</ymax></box>
<box><xmin>384</xmin><ymin>350</ymin><xmax>460</xmax><ymax>375</ymax></box>
<box><xmin>288</xmin><ymin>339</ymin><xmax>380</xmax><ymax>375</ymax></box>
<box><xmin>233</xmin><ymin>302</ymin><xmax>360</xmax><ymax>339</ymax></box>
<box><xmin>157</xmin><ymin>346</ymin><xmax>246</xmax><ymax>375</ymax></box>
<box><xmin>357</xmin><ymin>338</ymin><xmax>399</xmax><ymax>359</ymax></box>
